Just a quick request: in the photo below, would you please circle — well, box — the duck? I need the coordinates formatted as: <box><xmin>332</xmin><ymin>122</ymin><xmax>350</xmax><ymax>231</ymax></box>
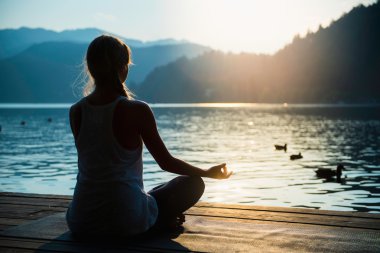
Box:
<box><xmin>47</xmin><ymin>117</ymin><xmax>52</xmax><ymax>122</ymax></box>
<box><xmin>20</xmin><ymin>121</ymin><xmax>26</xmax><ymax>126</ymax></box>
<box><xmin>290</xmin><ymin>152</ymin><xmax>302</xmax><ymax>160</ymax></box>
<box><xmin>275</xmin><ymin>144</ymin><xmax>287</xmax><ymax>152</ymax></box>
<box><xmin>315</xmin><ymin>164</ymin><xmax>345</xmax><ymax>181</ymax></box>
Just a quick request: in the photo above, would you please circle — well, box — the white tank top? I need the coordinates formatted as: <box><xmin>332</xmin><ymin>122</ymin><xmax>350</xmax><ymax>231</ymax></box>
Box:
<box><xmin>66</xmin><ymin>96</ymin><xmax>158</xmax><ymax>236</ymax></box>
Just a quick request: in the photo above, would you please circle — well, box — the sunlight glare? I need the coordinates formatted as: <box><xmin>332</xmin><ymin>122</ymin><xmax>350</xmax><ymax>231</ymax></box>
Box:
<box><xmin>177</xmin><ymin>0</ymin><xmax>332</xmax><ymax>53</ymax></box>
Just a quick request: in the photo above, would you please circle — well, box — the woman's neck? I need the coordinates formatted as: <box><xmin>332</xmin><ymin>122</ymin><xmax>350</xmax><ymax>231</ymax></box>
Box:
<box><xmin>87</xmin><ymin>87</ymin><xmax>120</xmax><ymax>104</ymax></box>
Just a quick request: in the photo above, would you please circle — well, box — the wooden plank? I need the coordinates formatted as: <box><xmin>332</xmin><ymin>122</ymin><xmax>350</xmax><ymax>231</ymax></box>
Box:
<box><xmin>0</xmin><ymin>196</ymin><xmax>71</xmax><ymax>208</ymax></box>
<box><xmin>0</xmin><ymin>218</ymin><xmax>36</xmax><ymax>233</ymax></box>
<box><xmin>0</xmin><ymin>210</ymin><xmax>60</xmax><ymax>220</ymax></box>
<box><xmin>0</xmin><ymin>203</ymin><xmax>66</xmax><ymax>213</ymax></box>
<box><xmin>0</xmin><ymin>218</ymin><xmax>29</xmax><ymax>231</ymax></box>
<box><xmin>0</xmin><ymin>192</ymin><xmax>72</xmax><ymax>200</ymax></box>
<box><xmin>0</xmin><ymin>216</ymin><xmax>45</xmax><ymax>232</ymax></box>
<box><xmin>0</xmin><ymin>198</ymin><xmax>66</xmax><ymax>221</ymax></box>
<box><xmin>0</xmin><ymin>236</ymin><xmax>190</xmax><ymax>253</ymax></box>
<box><xmin>196</xmin><ymin>202</ymin><xmax>380</xmax><ymax>219</ymax></box>
<box><xmin>0</xmin><ymin>237</ymin><xmax>104</xmax><ymax>253</ymax></box>
<box><xmin>0</xmin><ymin>247</ymin><xmax>36</xmax><ymax>253</ymax></box>
<box><xmin>0</xmin><ymin>218</ymin><xmax>29</xmax><ymax>227</ymax></box>
<box><xmin>186</xmin><ymin>206</ymin><xmax>380</xmax><ymax>230</ymax></box>
<box><xmin>0</xmin><ymin>224</ymin><xmax>16</xmax><ymax>232</ymax></box>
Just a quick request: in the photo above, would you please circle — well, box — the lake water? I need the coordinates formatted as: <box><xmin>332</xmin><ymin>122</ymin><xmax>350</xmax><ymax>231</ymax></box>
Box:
<box><xmin>1</xmin><ymin>103</ymin><xmax>380</xmax><ymax>213</ymax></box>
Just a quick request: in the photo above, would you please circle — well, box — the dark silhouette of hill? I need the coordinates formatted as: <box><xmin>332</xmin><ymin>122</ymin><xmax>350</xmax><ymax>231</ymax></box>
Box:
<box><xmin>0</xmin><ymin>41</ymin><xmax>210</xmax><ymax>102</ymax></box>
<box><xmin>129</xmin><ymin>43</ymin><xmax>212</xmax><ymax>84</ymax></box>
<box><xmin>0</xmin><ymin>27</ymin><xmax>194</xmax><ymax>59</ymax></box>
<box><xmin>138</xmin><ymin>2</ymin><xmax>380</xmax><ymax>103</ymax></box>
<box><xmin>0</xmin><ymin>42</ymin><xmax>85</xmax><ymax>102</ymax></box>
<box><xmin>137</xmin><ymin>53</ymin><xmax>269</xmax><ymax>102</ymax></box>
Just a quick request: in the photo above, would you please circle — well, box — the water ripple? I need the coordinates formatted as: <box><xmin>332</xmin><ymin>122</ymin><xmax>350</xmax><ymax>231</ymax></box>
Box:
<box><xmin>0</xmin><ymin>105</ymin><xmax>380</xmax><ymax>212</ymax></box>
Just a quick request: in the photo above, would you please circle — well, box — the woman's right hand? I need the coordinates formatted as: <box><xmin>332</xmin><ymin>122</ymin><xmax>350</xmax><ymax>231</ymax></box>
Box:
<box><xmin>205</xmin><ymin>163</ymin><xmax>232</xmax><ymax>179</ymax></box>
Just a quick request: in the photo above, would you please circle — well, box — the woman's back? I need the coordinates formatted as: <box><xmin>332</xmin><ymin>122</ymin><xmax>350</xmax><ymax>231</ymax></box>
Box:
<box><xmin>66</xmin><ymin>95</ymin><xmax>158</xmax><ymax>236</ymax></box>
<box><xmin>71</xmin><ymin>93</ymin><xmax>143</xmax><ymax>150</ymax></box>
<box><xmin>75</xmin><ymin>96</ymin><xmax>143</xmax><ymax>182</ymax></box>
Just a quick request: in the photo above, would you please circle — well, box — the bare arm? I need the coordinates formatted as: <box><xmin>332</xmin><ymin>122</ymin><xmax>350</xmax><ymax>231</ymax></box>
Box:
<box><xmin>139</xmin><ymin>103</ymin><xmax>232</xmax><ymax>179</ymax></box>
<box><xmin>69</xmin><ymin>103</ymin><xmax>81</xmax><ymax>140</ymax></box>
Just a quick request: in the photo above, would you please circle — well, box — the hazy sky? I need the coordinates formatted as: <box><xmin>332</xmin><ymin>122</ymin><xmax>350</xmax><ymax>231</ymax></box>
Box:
<box><xmin>0</xmin><ymin>0</ymin><xmax>376</xmax><ymax>53</ymax></box>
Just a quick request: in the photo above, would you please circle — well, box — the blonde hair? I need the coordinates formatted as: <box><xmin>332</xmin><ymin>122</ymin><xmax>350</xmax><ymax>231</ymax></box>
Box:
<box><xmin>83</xmin><ymin>35</ymin><xmax>133</xmax><ymax>99</ymax></box>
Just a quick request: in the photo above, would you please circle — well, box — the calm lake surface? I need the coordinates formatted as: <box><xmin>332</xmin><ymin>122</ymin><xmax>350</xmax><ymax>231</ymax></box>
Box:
<box><xmin>1</xmin><ymin>103</ymin><xmax>380</xmax><ymax>212</ymax></box>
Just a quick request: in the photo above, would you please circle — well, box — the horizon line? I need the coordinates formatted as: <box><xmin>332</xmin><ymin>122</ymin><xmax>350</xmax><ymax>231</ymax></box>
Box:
<box><xmin>1</xmin><ymin>102</ymin><xmax>379</xmax><ymax>109</ymax></box>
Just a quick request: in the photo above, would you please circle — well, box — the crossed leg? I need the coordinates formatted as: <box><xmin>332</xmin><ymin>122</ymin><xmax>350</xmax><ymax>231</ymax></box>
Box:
<box><xmin>148</xmin><ymin>175</ymin><xmax>205</xmax><ymax>230</ymax></box>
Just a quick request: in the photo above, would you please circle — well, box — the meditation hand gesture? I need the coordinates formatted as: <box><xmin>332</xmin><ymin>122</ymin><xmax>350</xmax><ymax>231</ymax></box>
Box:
<box><xmin>206</xmin><ymin>163</ymin><xmax>232</xmax><ymax>179</ymax></box>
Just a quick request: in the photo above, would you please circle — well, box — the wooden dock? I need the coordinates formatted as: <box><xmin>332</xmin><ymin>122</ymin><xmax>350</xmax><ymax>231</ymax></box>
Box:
<box><xmin>0</xmin><ymin>192</ymin><xmax>379</xmax><ymax>252</ymax></box>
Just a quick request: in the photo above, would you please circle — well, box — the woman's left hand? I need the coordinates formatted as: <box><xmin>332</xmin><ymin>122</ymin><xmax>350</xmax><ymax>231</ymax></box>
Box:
<box><xmin>205</xmin><ymin>163</ymin><xmax>233</xmax><ymax>179</ymax></box>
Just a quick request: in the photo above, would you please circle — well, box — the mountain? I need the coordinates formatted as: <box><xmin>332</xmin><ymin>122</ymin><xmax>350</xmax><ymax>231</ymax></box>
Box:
<box><xmin>138</xmin><ymin>38</ymin><xmax>190</xmax><ymax>47</ymax></box>
<box><xmin>0</xmin><ymin>42</ymin><xmax>85</xmax><ymax>103</ymax></box>
<box><xmin>129</xmin><ymin>43</ymin><xmax>212</xmax><ymax>83</ymax></box>
<box><xmin>137</xmin><ymin>52</ymin><xmax>270</xmax><ymax>103</ymax></box>
<box><xmin>0</xmin><ymin>39</ymin><xmax>211</xmax><ymax>102</ymax></box>
<box><xmin>137</xmin><ymin>2</ymin><xmax>380</xmax><ymax>103</ymax></box>
<box><xmin>0</xmin><ymin>27</ymin><xmax>128</xmax><ymax>59</ymax></box>
<box><xmin>0</xmin><ymin>27</ymin><xmax>197</xmax><ymax>59</ymax></box>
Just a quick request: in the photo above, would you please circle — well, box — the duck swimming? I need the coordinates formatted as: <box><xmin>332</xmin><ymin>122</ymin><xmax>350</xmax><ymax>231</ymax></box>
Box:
<box><xmin>315</xmin><ymin>164</ymin><xmax>345</xmax><ymax>181</ymax></box>
<box><xmin>275</xmin><ymin>144</ymin><xmax>287</xmax><ymax>152</ymax></box>
<box><xmin>290</xmin><ymin>152</ymin><xmax>302</xmax><ymax>160</ymax></box>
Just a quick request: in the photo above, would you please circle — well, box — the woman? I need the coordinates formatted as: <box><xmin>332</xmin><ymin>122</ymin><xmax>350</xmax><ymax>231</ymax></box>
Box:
<box><xmin>66</xmin><ymin>35</ymin><xmax>232</xmax><ymax>238</ymax></box>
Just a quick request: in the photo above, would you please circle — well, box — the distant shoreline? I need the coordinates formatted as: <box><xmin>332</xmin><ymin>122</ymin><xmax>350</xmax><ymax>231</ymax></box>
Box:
<box><xmin>1</xmin><ymin>103</ymin><xmax>380</xmax><ymax>109</ymax></box>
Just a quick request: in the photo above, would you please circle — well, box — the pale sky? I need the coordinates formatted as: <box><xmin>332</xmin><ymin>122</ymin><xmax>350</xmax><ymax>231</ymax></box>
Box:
<box><xmin>0</xmin><ymin>0</ymin><xmax>376</xmax><ymax>54</ymax></box>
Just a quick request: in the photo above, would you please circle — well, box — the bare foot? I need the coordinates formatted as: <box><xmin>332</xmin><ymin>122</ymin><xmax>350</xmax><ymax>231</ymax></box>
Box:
<box><xmin>166</xmin><ymin>213</ymin><xmax>185</xmax><ymax>230</ymax></box>
<box><xmin>178</xmin><ymin>213</ymin><xmax>185</xmax><ymax>223</ymax></box>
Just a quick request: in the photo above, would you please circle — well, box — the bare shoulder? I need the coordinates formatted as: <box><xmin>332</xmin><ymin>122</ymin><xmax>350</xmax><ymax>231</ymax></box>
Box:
<box><xmin>69</xmin><ymin>100</ymin><xmax>83</xmax><ymax>117</ymax></box>
<box><xmin>118</xmin><ymin>98</ymin><xmax>152</xmax><ymax>115</ymax></box>
<box><xmin>118</xmin><ymin>98</ymin><xmax>150</xmax><ymax>108</ymax></box>
<box><xmin>115</xmin><ymin>99</ymin><xmax>154</xmax><ymax>131</ymax></box>
<box><xmin>69</xmin><ymin>99</ymin><xmax>84</xmax><ymax>136</ymax></box>
<box><xmin>70</xmin><ymin>100</ymin><xmax>81</xmax><ymax>111</ymax></box>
